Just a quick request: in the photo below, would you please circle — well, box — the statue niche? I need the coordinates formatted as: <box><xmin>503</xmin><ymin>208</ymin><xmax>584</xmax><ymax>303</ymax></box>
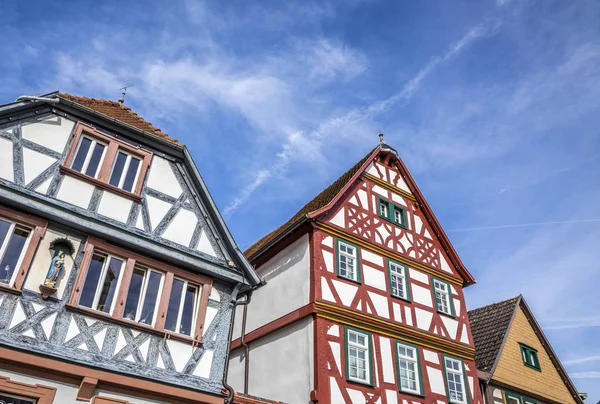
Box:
<box><xmin>39</xmin><ymin>238</ymin><xmax>74</xmax><ymax>300</ymax></box>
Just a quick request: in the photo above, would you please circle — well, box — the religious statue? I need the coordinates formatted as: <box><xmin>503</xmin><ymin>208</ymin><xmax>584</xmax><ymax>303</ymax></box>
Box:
<box><xmin>39</xmin><ymin>238</ymin><xmax>74</xmax><ymax>299</ymax></box>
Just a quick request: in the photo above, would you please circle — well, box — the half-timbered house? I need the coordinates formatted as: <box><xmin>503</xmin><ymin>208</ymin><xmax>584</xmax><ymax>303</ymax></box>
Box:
<box><xmin>468</xmin><ymin>296</ymin><xmax>584</xmax><ymax>404</ymax></box>
<box><xmin>0</xmin><ymin>92</ymin><xmax>261</xmax><ymax>404</ymax></box>
<box><xmin>228</xmin><ymin>139</ymin><xmax>482</xmax><ymax>404</ymax></box>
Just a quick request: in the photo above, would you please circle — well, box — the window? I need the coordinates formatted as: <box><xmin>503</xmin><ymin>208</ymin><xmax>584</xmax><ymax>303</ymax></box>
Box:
<box><xmin>122</xmin><ymin>266</ymin><xmax>164</xmax><ymax>325</ymax></box>
<box><xmin>164</xmin><ymin>278</ymin><xmax>199</xmax><ymax>336</ymax></box>
<box><xmin>433</xmin><ymin>278</ymin><xmax>455</xmax><ymax>316</ymax></box>
<box><xmin>108</xmin><ymin>151</ymin><xmax>142</xmax><ymax>193</ymax></box>
<box><xmin>506</xmin><ymin>391</ymin><xmax>537</xmax><ymax>404</ymax></box>
<box><xmin>62</xmin><ymin>122</ymin><xmax>152</xmax><ymax>198</ymax></box>
<box><xmin>444</xmin><ymin>356</ymin><xmax>468</xmax><ymax>404</ymax></box>
<box><xmin>79</xmin><ymin>253</ymin><xmax>125</xmax><ymax>313</ymax></box>
<box><xmin>389</xmin><ymin>260</ymin><xmax>410</xmax><ymax>301</ymax></box>
<box><xmin>0</xmin><ymin>219</ymin><xmax>32</xmax><ymax>286</ymax></box>
<box><xmin>336</xmin><ymin>239</ymin><xmax>361</xmax><ymax>283</ymax></box>
<box><xmin>70</xmin><ymin>236</ymin><xmax>212</xmax><ymax>342</ymax></box>
<box><xmin>519</xmin><ymin>344</ymin><xmax>541</xmax><ymax>371</ymax></box>
<box><xmin>396</xmin><ymin>342</ymin><xmax>422</xmax><ymax>396</ymax></box>
<box><xmin>0</xmin><ymin>375</ymin><xmax>56</xmax><ymax>404</ymax></box>
<box><xmin>71</xmin><ymin>136</ymin><xmax>107</xmax><ymax>179</ymax></box>
<box><xmin>0</xmin><ymin>206</ymin><xmax>47</xmax><ymax>292</ymax></box>
<box><xmin>345</xmin><ymin>327</ymin><xmax>371</xmax><ymax>385</ymax></box>
<box><xmin>377</xmin><ymin>197</ymin><xmax>406</xmax><ymax>227</ymax></box>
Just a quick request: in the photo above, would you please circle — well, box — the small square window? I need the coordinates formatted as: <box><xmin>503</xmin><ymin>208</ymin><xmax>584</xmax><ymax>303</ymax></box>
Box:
<box><xmin>377</xmin><ymin>197</ymin><xmax>406</xmax><ymax>227</ymax></box>
<box><xmin>519</xmin><ymin>344</ymin><xmax>541</xmax><ymax>371</ymax></box>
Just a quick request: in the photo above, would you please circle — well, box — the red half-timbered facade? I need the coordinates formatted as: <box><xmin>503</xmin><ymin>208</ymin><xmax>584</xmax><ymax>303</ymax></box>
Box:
<box><xmin>229</xmin><ymin>141</ymin><xmax>482</xmax><ymax>404</ymax></box>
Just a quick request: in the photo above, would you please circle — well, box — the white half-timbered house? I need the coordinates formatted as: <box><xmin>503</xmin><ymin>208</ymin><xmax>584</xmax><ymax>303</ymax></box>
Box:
<box><xmin>0</xmin><ymin>92</ymin><xmax>261</xmax><ymax>404</ymax></box>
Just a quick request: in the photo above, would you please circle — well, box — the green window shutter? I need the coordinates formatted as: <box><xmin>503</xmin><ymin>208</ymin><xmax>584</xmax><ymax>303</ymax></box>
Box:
<box><xmin>519</xmin><ymin>344</ymin><xmax>541</xmax><ymax>371</ymax></box>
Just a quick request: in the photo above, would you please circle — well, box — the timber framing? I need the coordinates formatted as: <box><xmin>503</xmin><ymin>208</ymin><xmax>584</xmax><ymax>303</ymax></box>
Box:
<box><xmin>315</xmin><ymin>221</ymin><xmax>464</xmax><ymax>286</ymax></box>
<box><xmin>362</xmin><ymin>172</ymin><xmax>416</xmax><ymax>202</ymax></box>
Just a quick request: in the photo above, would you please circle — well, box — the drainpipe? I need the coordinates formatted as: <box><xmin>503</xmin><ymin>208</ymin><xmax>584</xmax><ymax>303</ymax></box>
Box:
<box><xmin>240</xmin><ymin>293</ymin><xmax>252</xmax><ymax>394</ymax></box>
<box><xmin>15</xmin><ymin>95</ymin><xmax>60</xmax><ymax>104</ymax></box>
<box><xmin>223</xmin><ymin>285</ymin><xmax>254</xmax><ymax>404</ymax></box>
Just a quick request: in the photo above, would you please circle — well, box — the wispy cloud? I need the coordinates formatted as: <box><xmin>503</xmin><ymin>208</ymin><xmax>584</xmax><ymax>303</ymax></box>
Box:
<box><xmin>564</xmin><ymin>356</ymin><xmax>600</xmax><ymax>365</ymax></box>
<box><xmin>570</xmin><ymin>371</ymin><xmax>600</xmax><ymax>379</ymax></box>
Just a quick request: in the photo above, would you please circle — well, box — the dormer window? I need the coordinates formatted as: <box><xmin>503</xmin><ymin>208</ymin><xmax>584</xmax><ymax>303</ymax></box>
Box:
<box><xmin>62</xmin><ymin>122</ymin><xmax>152</xmax><ymax>199</ymax></box>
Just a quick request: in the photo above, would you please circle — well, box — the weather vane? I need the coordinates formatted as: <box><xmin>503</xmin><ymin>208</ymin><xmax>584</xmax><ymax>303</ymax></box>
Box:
<box><xmin>118</xmin><ymin>83</ymin><xmax>134</xmax><ymax>104</ymax></box>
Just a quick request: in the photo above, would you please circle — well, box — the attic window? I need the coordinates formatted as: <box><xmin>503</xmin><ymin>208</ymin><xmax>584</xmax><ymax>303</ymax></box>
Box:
<box><xmin>519</xmin><ymin>344</ymin><xmax>541</xmax><ymax>371</ymax></box>
<box><xmin>377</xmin><ymin>197</ymin><xmax>406</xmax><ymax>228</ymax></box>
<box><xmin>61</xmin><ymin>122</ymin><xmax>152</xmax><ymax>199</ymax></box>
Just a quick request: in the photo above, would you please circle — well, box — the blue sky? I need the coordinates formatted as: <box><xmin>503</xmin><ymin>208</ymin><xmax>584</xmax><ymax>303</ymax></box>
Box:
<box><xmin>1</xmin><ymin>0</ymin><xmax>599</xmax><ymax>399</ymax></box>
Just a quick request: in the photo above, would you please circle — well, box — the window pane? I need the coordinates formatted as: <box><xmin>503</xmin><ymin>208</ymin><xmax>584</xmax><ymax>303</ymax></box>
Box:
<box><xmin>109</xmin><ymin>152</ymin><xmax>128</xmax><ymax>186</ymax></box>
<box><xmin>121</xmin><ymin>156</ymin><xmax>140</xmax><ymax>192</ymax></box>
<box><xmin>0</xmin><ymin>219</ymin><xmax>11</xmax><ymax>247</ymax></box>
<box><xmin>0</xmin><ymin>393</ymin><xmax>37</xmax><ymax>404</ymax></box>
<box><xmin>96</xmin><ymin>257</ymin><xmax>123</xmax><ymax>313</ymax></box>
<box><xmin>123</xmin><ymin>267</ymin><xmax>145</xmax><ymax>320</ymax></box>
<box><xmin>72</xmin><ymin>137</ymin><xmax>92</xmax><ymax>172</ymax></box>
<box><xmin>139</xmin><ymin>270</ymin><xmax>162</xmax><ymax>325</ymax></box>
<box><xmin>165</xmin><ymin>278</ymin><xmax>184</xmax><ymax>332</ymax></box>
<box><xmin>79</xmin><ymin>254</ymin><xmax>106</xmax><ymax>308</ymax></box>
<box><xmin>84</xmin><ymin>142</ymin><xmax>105</xmax><ymax>177</ymax></box>
<box><xmin>0</xmin><ymin>227</ymin><xmax>30</xmax><ymax>285</ymax></box>
<box><xmin>179</xmin><ymin>285</ymin><xmax>197</xmax><ymax>335</ymax></box>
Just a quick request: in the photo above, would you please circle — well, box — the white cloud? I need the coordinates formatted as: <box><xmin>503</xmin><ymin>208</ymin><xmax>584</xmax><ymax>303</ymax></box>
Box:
<box><xmin>304</xmin><ymin>39</ymin><xmax>368</xmax><ymax>80</ymax></box>
<box><xmin>570</xmin><ymin>371</ymin><xmax>600</xmax><ymax>379</ymax></box>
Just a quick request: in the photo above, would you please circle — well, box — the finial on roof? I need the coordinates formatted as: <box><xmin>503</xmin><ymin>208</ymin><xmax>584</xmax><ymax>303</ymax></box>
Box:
<box><xmin>379</xmin><ymin>132</ymin><xmax>385</xmax><ymax>144</ymax></box>
<box><xmin>118</xmin><ymin>83</ymin><xmax>134</xmax><ymax>104</ymax></box>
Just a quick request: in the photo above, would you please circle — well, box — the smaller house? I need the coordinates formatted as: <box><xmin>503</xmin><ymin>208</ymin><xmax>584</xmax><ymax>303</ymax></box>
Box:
<box><xmin>468</xmin><ymin>295</ymin><xmax>583</xmax><ymax>404</ymax></box>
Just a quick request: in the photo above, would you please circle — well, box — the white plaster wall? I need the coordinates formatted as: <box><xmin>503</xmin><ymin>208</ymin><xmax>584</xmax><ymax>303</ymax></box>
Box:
<box><xmin>21</xmin><ymin>115</ymin><xmax>75</xmax><ymax>153</ymax></box>
<box><xmin>162</xmin><ymin>208</ymin><xmax>197</xmax><ymax>247</ymax></box>
<box><xmin>233</xmin><ymin>234</ymin><xmax>310</xmax><ymax>338</ymax></box>
<box><xmin>22</xmin><ymin>148</ymin><xmax>56</xmax><ymax>185</ymax></box>
<box><xmin>0</xmin><ymin>368</ymin><xmax>164</xmax><ymax>404</ymax></box>
<box><xmin>145</xmin><ymin>156</ymin><xmax>182</xmax><ymax>198</ymax></box>
<box><xmin>56</xmin><ymin>175</ymin><xmax>95</xmax><ymax>209</ymax></box>
<box><xmin>97</xmin><ymin>191</ymin><xmax>133</xmax><ymax>223</ymax></box>
<box><xmin>23</xmin><ymin>228</ymin><xmax>82</xmax><ymax>299</ymax></box>
<box><xmin>0</xmin><ymin>137</ymin><xmax>14</xmax><ymax>182</ymax></box>
<box><xmin>229</xmin><ymin>317</ymin><xmax>313</xmax><ymax>404</ymax></box>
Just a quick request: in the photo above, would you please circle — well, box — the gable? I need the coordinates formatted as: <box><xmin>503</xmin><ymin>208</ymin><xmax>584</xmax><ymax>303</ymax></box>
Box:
<box><xmin>0</xmin><ymin>107</ymin><xmax>252</xmax><ymax>283</ymax></box>
<box><xmin>493</xmin><ymin>306</ymin><xmax>578</xmax><ymax>404</ymax></box>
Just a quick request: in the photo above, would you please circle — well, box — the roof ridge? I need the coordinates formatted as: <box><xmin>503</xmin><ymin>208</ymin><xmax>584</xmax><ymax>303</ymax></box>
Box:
<box><xmin>57</xmin><ymin>92</ymin><xmax>179</xmax><ymax>144</ymax></box>
<box><xmin>467</xmin><ymin>295</ymin><xmax>520</xmax><ymax>315</ymax></box>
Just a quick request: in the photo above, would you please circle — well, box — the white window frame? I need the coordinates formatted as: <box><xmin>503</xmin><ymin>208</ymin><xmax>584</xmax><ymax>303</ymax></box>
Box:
<box><xmin>379</xmin><ymin>200</ymin><xmax>389</xmax><ymax>217</ymax></box>
<box><xmin>444</xmin><ymin>357</ymin><xmax>467</xmax><ymax>404</ymax></box>
<box><xmin>434</xmin><ymin>278</ymin><xmax>452</xmax><ymax>315</ymax></box>
<box><xmin>0</xmin><ymin>219</ymin><xmax>33</xmax><ymax>287</ymax></box>
<box><xmin>346</xmin><ymin>328</ymin><xmax>371</xmax><ymax>384</ymax></box>
<box><xmin>389</xmin><ymin>261</ymin><xmax>408</xmax><ymax>299</ymax></box>
<box><xmin>84</xmin><ymin>252</ymin><xmax>125</xmax><ymax>314</ymax></box>
<box><xmin>168</xmin><ymin>278</ymin><xmax>200</xmax><ymax>336</ymax></box>
<box><xmin>72</xmin><ymin>135</ymin><xmax>107</xmax><ymax>179</ymax></box>
<box><xmin>338</xmin><ymin>240</ymin><xmax>358</xmax><ymax>282</ymax></box>
<box><xmin>109</xmin><ymin>149</ymin><xmax>142</xmax><ymax>192</ymax></box>
<box><xmin>397</xmin><ymin>343</ymin><xmax>421</xmax><ymax>395</ymax></box>
<box><xmin>124</xmin><ymin>266</ymin><xmax>165</xmax><ymax>326</ymax></box>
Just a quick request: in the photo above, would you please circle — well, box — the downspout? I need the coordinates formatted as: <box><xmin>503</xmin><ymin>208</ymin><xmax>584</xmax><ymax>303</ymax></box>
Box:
<box><xmin>223</xmin><ymin>285</ymin><xmax>254</xmax><ymax>404</ymax></box>
<box><xmin>241</xmin><ymin>295</ymin><xmax>251</xmax><ymax>394</ymax></box>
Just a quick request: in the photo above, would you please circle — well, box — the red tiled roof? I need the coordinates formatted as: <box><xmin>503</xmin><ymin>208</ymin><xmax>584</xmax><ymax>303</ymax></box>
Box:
<box><xmin>58</xmin><ymin>93</ymin><xmax>180</xmax><ymax>144</ymax></box>
<box><xmin>244</xmin><ymin>147</ymin><xmax>377</xmax><ymax>258</ymax></box>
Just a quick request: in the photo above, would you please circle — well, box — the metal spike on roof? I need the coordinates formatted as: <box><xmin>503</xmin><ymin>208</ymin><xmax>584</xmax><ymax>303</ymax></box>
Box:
<box><xmin>118</xmin><ymin>83</ymin><xmax>134</xmax><ymax>104</ymax></box>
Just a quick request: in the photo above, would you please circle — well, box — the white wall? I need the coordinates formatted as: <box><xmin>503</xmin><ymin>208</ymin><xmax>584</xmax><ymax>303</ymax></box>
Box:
<box><xmin>233</xmin><ymin>234</ymin><xmax>310</xmax><ymax>339</ymax></box>
<box><xmin>0</xmin><ymin>368</ymin><xmax>163</xmax><ymax>404</ymax></box>
<box><xmin>228</xmin><ymin>317</ymin><xmax>314</xmax><ymax>404</ymax></box>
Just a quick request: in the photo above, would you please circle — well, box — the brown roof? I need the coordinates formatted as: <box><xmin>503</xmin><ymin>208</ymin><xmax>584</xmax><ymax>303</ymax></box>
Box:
<box><xmin>58</xmin><ymin>93</ymin><xmax>180</xmax><ymax>144</ymax></box>
<box><xmin>467</xmin><ymin>296</ymin><xmax>520</xmax><ymax>372</ymax></box>
<box><xmin>244</xmin><ymin>147</ymin><xmax>377</xmax><ymax>258</ymax></box>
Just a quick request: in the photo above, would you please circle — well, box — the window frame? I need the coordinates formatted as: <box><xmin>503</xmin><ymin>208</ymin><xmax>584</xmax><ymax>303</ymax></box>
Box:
<box><xmin>377</xmin><ymin>196</ymin><xmax>407</xmax><ymax>228</ymax></box>
<box><xmin>164</xmin><ymin>277</ymin><xmax>200</xmax><ymax>337</ymax></box>
<box><xmin>442</xmin><ymin>354</ymin><xmax>470</xmax><ymax>404</ymax></box>
<box><xmin>395</xmin><ymin>340</ymin><xmax>424</xmax><ymax>397</ymax></box>
<box><xmin>0</xmin><ymin>205</ymin><xmax>47</xmax><ymax>294</ymax></box>
<box><xmin>506</xmin><ymin>391</ymin><xmax>537</xmax><ymax>404</ymax></box>
<box><xmin>432</xmin><ymin>277</ymin><xmax>455</xmax><ymax>317</ymax></box>
<box><xmin>344</xmin><ymin>326</ymin><xmax>373</xmax><ymax>386</ymax></box>
<box><xmin>78</xmin><ymin>252</ymin><xmax>126</xmax><ymax>314</ymax></box>
<box><xmin>62</xmin><ymin>122</ymin><xmax>152</xmax><ymax>200</ymax></box>
<box><xmin>519</xmin><ymin>343</ymin><xmax>541</xmax><ymax>371</ymax></box>
<box><xmin>122</xmin><ymin>266</ymin><xmax>164</xmax><ymax>326</ymax></box>
<box><xmin>387</xmin><ymin>259</ymin><xmax>411</xmax><ymax>302</ymax></box>
<box><xmin>69</xmin><ymin>236</ymin><xmax>212</xmax><ymax>343</ymax></box>
<box><xmin>336</xmin><ymin>238</ymin><xmax>362</xmax><ymax>284</ymax></box>
<box><xmin>0</xmin><ymin>376</ymin><xmax>56</xmax><ymax>404</ymax></box>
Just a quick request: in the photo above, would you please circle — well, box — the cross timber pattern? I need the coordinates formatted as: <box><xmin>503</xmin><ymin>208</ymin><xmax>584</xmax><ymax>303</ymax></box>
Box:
<box><xmin>323</xmin><ymin>160</ymin><xmax>461</xmax><ymax>281</ymax></box>
<box><xmin>0</xmin><ymin>285</ymin><xmax>229</xmax><ymax>394</ymax></box>
<box><xmin>0</xmin><ymin>113</ymin><xmax>227</xmax><ymax>266</ymax></box>
<box><xmin>316</xmin><ymin>317</ymin><xmax>481</xmax><ymax>404</ymax></box>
